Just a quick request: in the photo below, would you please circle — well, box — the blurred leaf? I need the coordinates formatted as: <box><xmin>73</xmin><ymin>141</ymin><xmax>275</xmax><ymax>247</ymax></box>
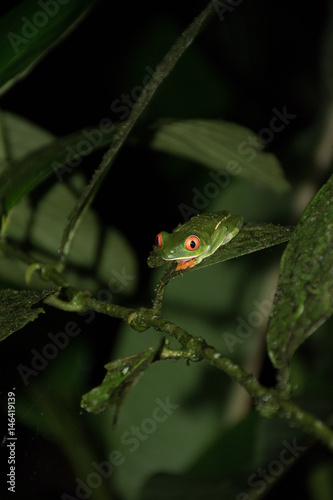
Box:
<box><xmin>81</xmin><ymin>347</ymin><xmax>158</xmax><ymax>421</ymax></box>
<box><xmin>0</xmin><ymin>110</ymin><xmax>53</xmax><ymax>167</ymax></box>
<box><xmin>150</xmin><ymin>119</ymin><xmax>290</xmax><ymax>192</ymax></box>
<box><xmin>140</xmin><ymin>412</ymin><xmax>259</xmax><ymax>499</ymax></box>
<box><xmin>148</xmin><ymin>222</ymin><xmax>293</xmax><ymax>272</ymax></box>
<box><xmin>189</xmin><ymin>411</ymin><xmax>259</xmax><ymax>478</ymax></box>
<box><xmin>0</xmin><ymin>288</ymin><xmax>54</xmax><ymax>341</ymax></box>
<box><xmin>308</xmin><ymin>461</ymin><xmax>333</xmax><ymax>500</ymax></box>
<box><xmin>140</xmin><ymin>473</ymin><xmax>240</xmax><ymax>500</ymax></box>
<box><xmin>0</xmin><ymin>114</ymin><xmax>133</xmax><ymax>294</ymax></box>
<box><xmin>139</xmin><ymin>407</ymin><xmax>309</xmax><ymax>500</ymax></box>
<box><xmin>104</xmin><ymin>324</ymin><xmax>224</xmax><ymax>498</ymax></box>
<box><xmin>267</xmin><ymin>174</ymin><xmax>333</xmax><ymax>370</ymax></box>
<box><xmin>0</xmin><ymin>0</ymin><xmax>97</xmax><ymax>95</ymax></box>
<box><xmin>0</xmin><ymin>111</ymin><xmax>116</xmax><ymax>218</ymax></box>
<box><xmin>2</xmin><ymin>174</ymin><xmax>138</xmax><ymax>293</ymax></box>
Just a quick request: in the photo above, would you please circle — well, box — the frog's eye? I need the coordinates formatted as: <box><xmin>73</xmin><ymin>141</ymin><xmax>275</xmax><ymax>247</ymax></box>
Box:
<box><xmin>185</xmin><ymin>235</ymin><xmax>200</xmax><ymax>251</ymax></box>
<box><xmin>155</xmin><ymin>233</ymin><xmax>163</xmax><ymax>247</ymax></box>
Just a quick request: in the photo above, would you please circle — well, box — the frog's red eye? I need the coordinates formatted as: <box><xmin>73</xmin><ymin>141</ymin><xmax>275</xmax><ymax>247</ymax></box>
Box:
<box><xmin>155</xmin><ymin>233</ymin><xmax>163</xmax><ymax>247</ymax></box>
<box><xmin>185</xmin><ymin>235</ymin><xmax>200</xmax><ymax>251</ymax></box>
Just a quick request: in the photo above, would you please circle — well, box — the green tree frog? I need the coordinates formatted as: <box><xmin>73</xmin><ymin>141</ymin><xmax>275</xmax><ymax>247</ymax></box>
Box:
<box><xmin>155</xmin><ymin>211</ymin><xmax>243</xmax><ymax>270</ymax></box>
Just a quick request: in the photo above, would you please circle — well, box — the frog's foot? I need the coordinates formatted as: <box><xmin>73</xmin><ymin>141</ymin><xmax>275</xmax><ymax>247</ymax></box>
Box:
<box><xmin>176</xmin><ymin>257</ymin><xmax>198</xmax><ymax>271</ymax></box>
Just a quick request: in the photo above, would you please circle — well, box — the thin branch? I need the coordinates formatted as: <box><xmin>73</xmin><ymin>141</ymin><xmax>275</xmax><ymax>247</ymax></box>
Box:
<box><xmin>58</xmin><ymin>0</ymin><xmax>218</xmax><ymax>266</ymax></box>
<box><xmin>43</xmin><ymin>288</ymin><xmax>333</xmax><ymax>452</ymax></box>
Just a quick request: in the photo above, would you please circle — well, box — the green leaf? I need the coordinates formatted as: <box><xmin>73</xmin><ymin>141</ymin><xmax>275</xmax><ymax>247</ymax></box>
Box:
<box><xmin>148</xmin><ymin>222</ymin><xmax>293</xmax><ymax>271</ymax></box>
<box><xmin>81</xmin><ymin>347</ymin><xmax>158</xmax><ymax>421</ymax></box>
<box><xmin>150</xmin><ymin>119</ymin><xmax>290</xmax><ymax>193</ymax></box>
<box><xmin>0</xmin><ymin>0</ymin><xmax>96</xmax><ymax>95</ymax></box>
<box><xmin>0</xmin><ymin>111</ymin><xmax>117</xmax><ymax>218</ymax></box>
<box><xmin>2</xmin><ymin>174</ymin><xmax>138</xmax><ymax>293</ymax></box>
<box><xmin>0</xmin><ymin>111</ymin><xmax>53</xmax><ymax>167</ymax></box>
<box><xmin>141</xmin><ymin>412</ymin><xmax>261</xmax><ymax>499</ymax></box>
<box><xmin>267</xmin><ymin>174</ymin><xmax>333</xmax><ymax>370</ymax></box>
<box><xmin>0</xmin><ymin>288</ymin><xmax>54</xmax><ymax>341</ymax></box>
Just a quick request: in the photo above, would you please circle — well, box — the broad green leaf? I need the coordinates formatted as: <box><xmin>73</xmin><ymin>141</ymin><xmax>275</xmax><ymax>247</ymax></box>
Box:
<box><xmin>81</xmin><ymin>347</ymin><xmax>158</xmax><ymax>421</ymax></box>
<box><xmin>267</xmin><ymin>174</ymin><xmax>333</xmax><ymax>370</ymax></box>
<box><xmin>141</xmin><ymin>412</ymin><xmax>261</xmax><ymax>498</ymax></box>
<box><xmin>1</xmin><ymin>174</ymin><xmax>138</xmax><ymax>293</ymax></box>
<box><xmin>0</xmin><ymin>0</ymin><xmax>96</xmax><ymax>95</ymax></box>
<box><xmin>150</xmin><ymin>119</ymin><xmax>290</xmax><ymax>193</ymax></box>
<box><xmin>0</xmin><ymin>111</ymin><xmax>53</xmax><ymax>167</ymax></box>
<box><xmin>0</xmin><ymin>288</ymin><xmax>54</xmax><ymax>341</ymax></box>
<box><xmin>0</xmin><ymin>111</ymin><xmax>117</xmax><ymax>218</ymax></box>
<box><xmin>0</xmin><ymin>115</ymin><xmax>136</xmax><ymax>295</ymax></box>
<box><xmin>148</xmin><ymin>222</ymin><xmax>293</xmax><ymax>272</ymax></box>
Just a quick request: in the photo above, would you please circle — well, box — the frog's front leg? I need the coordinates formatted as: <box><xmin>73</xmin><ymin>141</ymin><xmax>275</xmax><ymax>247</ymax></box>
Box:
<box><xmin>175</xmin><ymin>258</ymin><xmax>198</xmax><ymax>271</ymax></box>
